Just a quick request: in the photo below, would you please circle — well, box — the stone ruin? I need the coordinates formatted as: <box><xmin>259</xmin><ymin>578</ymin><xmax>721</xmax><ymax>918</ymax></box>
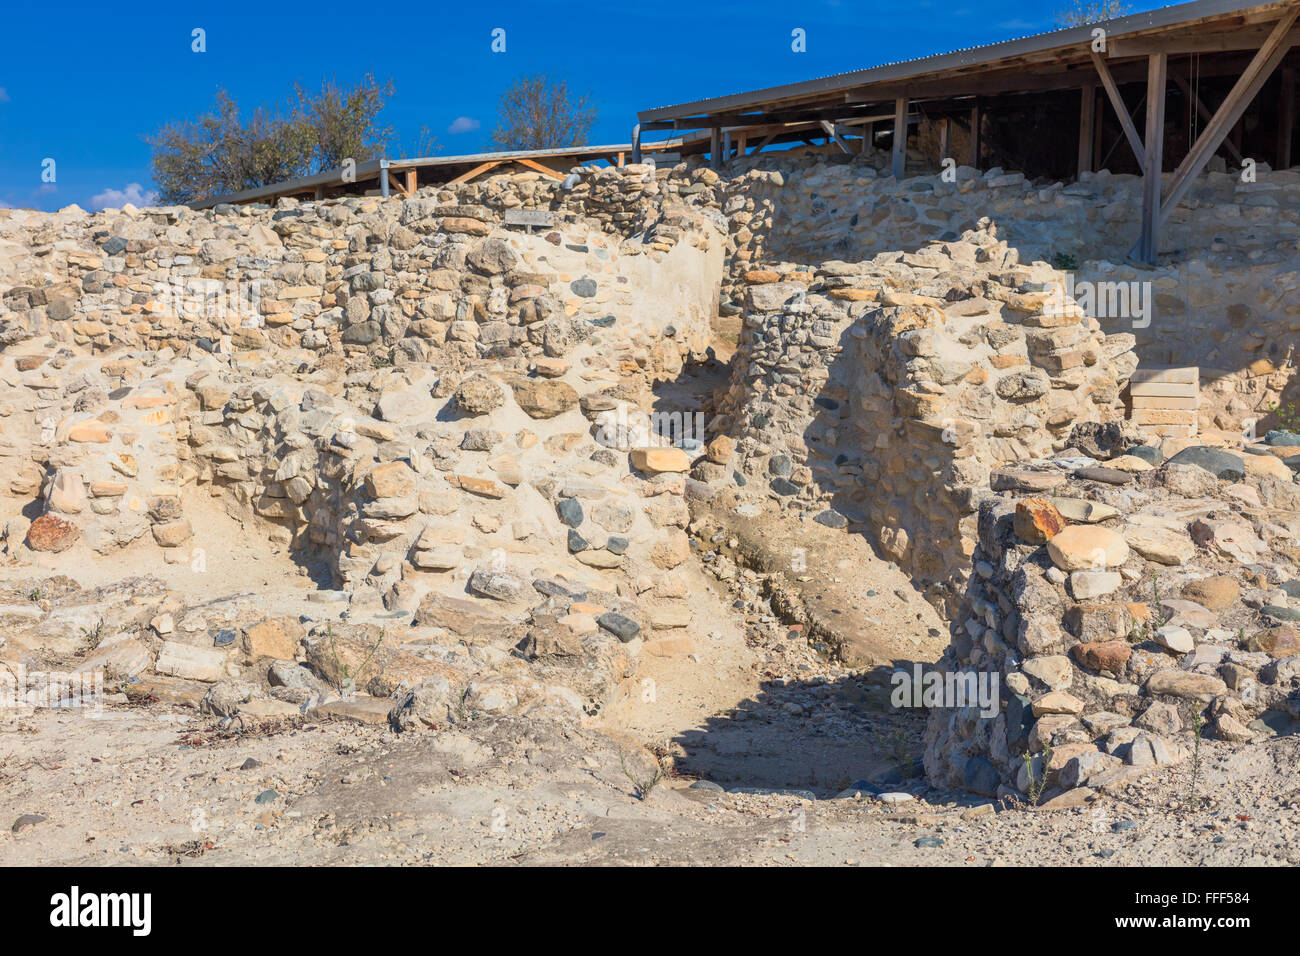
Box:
<box><xmin>1</xmin><ymin>145</ymin><xmax>1299</xmax><ymax>804</ymax></box>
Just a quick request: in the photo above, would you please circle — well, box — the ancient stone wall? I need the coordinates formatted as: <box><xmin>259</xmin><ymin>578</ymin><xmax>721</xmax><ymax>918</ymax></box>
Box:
<box><xmin>925</xmin><ymin>436</ymin><xmax>1300</xmax><ymax>802</ymax></box>
<box><xmin>659</xmin><ymin>151</ymin><xmax>1300</xmax><ymax>431</ymax></box>
<box><xmin>712</xmin><ymin>222</ymin><xmax>1137</xmax><ymax>612</ymax></box>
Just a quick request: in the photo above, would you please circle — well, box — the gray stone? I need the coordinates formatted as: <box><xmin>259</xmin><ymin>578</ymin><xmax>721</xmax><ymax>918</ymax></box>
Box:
<box><xmin>556</xmin><ymin>498</ymin><xmax>583</xmax><ymax>527</ymax></box>
<box><xmin>1164</xmin><ymin>446</ymin><xmax>1245</xmax><ymax>481</ymax></box>
<box><xmin>597</xmin><ymin>612</ymin><xmax>641</xmax><ymax>642</ymax></box>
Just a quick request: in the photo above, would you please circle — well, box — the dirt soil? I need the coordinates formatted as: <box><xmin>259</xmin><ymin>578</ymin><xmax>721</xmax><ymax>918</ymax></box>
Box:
<box><xmin>1</xmin><ymin>504</ymin><xmax>1296</xmax><ymax>867</ymax></box>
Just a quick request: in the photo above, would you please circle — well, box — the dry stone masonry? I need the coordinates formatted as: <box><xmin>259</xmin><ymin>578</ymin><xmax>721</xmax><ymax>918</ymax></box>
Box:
<box><xmin>1</xmin><ymin>142</ymin><xmax>1298</xmax><ymax>805</ymax></box>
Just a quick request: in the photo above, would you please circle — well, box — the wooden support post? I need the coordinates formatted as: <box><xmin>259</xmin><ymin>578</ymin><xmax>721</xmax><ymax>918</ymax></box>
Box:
<box><xmin>892</xmin><ymin>97</ymin><xmax>908</xmax><ymax>178</ymax></box>
<box><xmin>1092</xmin><ymin>50</ymin><xmax>1147</xmax><ymax>167</ymax></box>
<box><xmin>1160</xmin><ymin>9</ymin><xmax>1298</xmax><ymax>223</ymax></box>
<box><xmin>736</xmin><ymin>132</ymin><xmax>747</xmax><ymax>159</ymax></box>
<box><xmin>616</xmin><ymin>151</ymin><xmax>625</xmax><ymax>168</ymax></box>
<box><xmin>1078</xmin><ymin>83</ymin><xmax>1097</xmax><ymax>176</ymax></box>
<box><xmin>1138</xmin><ymin>53</ymin><xmax>1168</xmax><ymax>264</ymax></box>
<box><xmin>710</xmin><ymin>127</ymin><xmax>721</xmax><ymax>170</ymax></box>
<box><xmin>404</xmin><ymin>169</ymin><xmax>417</xmax><ymax>197</ymax></box>
<box><xmin>968</xmin><ymin>100</ymin><xmax>981</xmax><ymax>168</ymax></box>
<box><xmin>1280</xmin><ymin>67</ymin><xmax>1296</xmax><ymax>170</ymax></box>
<box><xmin>1092</xmin><ymin>87</ymin><xmax>1104</xmax><ymax>171</ymax></box>
<box><xmin>939</xmin><ymin>116</ymin><xmax>950</xmax><ymax>164</ymax></box>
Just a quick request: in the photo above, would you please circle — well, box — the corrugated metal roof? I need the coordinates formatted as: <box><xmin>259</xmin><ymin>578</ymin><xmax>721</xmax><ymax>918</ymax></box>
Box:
<box><xmin>638</xmin><ymin>0</ymin><xmax>1291</xmax><ymax>121</ymax></box>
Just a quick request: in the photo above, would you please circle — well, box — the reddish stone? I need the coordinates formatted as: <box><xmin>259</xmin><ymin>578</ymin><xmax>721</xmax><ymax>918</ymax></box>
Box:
<box><xmin>1247</xmin><ymin>626</ymin><xmax>1300</xmax><ymax>658</ymax></box>
<box><xmin>26</xmin><ymin>514</ymin><xmax>79</xmax><ymax>553</ymax></box>
<box><xmin>1014</xmin><ymin>497</ymin><xmax>1067</xmax><ymax>544</ymax></box>
<box><xmin>1071</xmin><ymin>640</ymin><xmax>1132</xmax><ymax>676</ymax></box>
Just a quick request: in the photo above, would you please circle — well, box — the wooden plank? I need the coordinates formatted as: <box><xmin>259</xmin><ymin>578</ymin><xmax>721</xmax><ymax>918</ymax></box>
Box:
<box><xmin>1171</xmin><ymin>72</ymin><xmax>1243</xmax><ymax>163</ymax></box>
<box><xmin>515</xmin><ymin>158</ymin><xmax>566</xmax><ymax>180</ymax></box>
<box><xmin>1280</xmin><ymin>67</ymin><xmax>1296</xmax><ymax>169</ymax></box>
<box><xmin>819</xmin><ymin>120</ymin><xmax>853</xmax><ymax>154</ymax></box>
<box><xmin>447</xmin><ymin>160</ymin><xmax>503</xmax><ymax>185</ymax></box>
<box><xmin>969</xmin><ymin>100</ymin><xmax>981</xmax><ymax>168</ymax></box>
<box><xmin>1139</xmin><ymin>53</ymin><xmax>1168</xmax><ymax>264</ymax></box>
<box><xmin>939</xmin><ymin>116</ymin><xmax>951</xmax><ymax>164</ymax></box>
<box><xmin>710</xmin><ymin>127</ymin><xmax>721</xmax><ymax>170</ymax></box>
<box><xmin>404</xmin><ymin>169</ymin><xmax>417</xmax><ymax>197</ymax></box>
<box><xmin>892</xmin><ymin>97</ymin><xmax>908</xmax><ymax>178</ymax></box>
<box><xmin>1160</xmin><ymin>9</ymin><xmax>1299</xmax><ymax>223</ymax></box>
<box><xmin>1092</xmin><ymin>50</ymin><xmax>1147</xmax><ymax>167</ymax></box>
<box><xmin>1078</xmin><ymin>82</ymin><xmax>1097</xmax><ymax>176</ymax></box>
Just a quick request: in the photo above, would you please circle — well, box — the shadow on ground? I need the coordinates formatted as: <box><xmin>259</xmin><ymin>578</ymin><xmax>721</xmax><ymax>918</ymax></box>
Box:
<box><xmin>670</xmin><ymin>667</ymin><xmax>935</xmax><ymax>798</ymax></box>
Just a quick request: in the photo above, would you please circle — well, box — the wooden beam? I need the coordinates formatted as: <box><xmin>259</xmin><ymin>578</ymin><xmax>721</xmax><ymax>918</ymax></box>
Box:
<box><xmin>710</xmin><ymin>126</ymin><xmax>721</xmax><ymax>170</ymax></box>
<box><xmin>1171</xmin><ymin>72</ymin><xmax>1243</xmax><ymax>163</ymax></box>
<box><xmin>1091</xmin><ymin>50</ymin><xmax>1147</xmax><ymax>166</ymax></box>
<box><xmin>1280</xmin><ymin>66</ymin><xmax>1296</xmax><ymax>169</ymax></box>
<box><xmin>1109</xmin><ymin>27</ymin><xmax>1300</xmax><ymax>58</ymax></box>
<box><xmin>1160</xmin><ymin>9</ymin><xmax>1299</xmax><ymax>223</ymax></box>
<box><xmin>447</xmin><ymin>160</ymin><xmax>503</xmax><ymax>185</ymax></box>
<box><xmin>891</xmin><ymin>97</ymin><xmax>908</xmax><ymax>178</ymax></box>
<box><xmin>515</xmin><ymin>158</ymin><xmax>566</xmax><ymax>180</ymax></box>
<box><xmin>749</xmin><ymin>132</ymin><xmax>778</xmax><ymax>155</ymax></box>
<box><xmin>939</xmin><ymin>116</ymin><xmax>951</xmax><ymax>164</ymax></box>
<box><xmin>404</xmin><ymin>169</ymin><xmax>417</xmax><ymax>197</ymax></box>
<box><xmin>1078</xmin><ymin>82</ymin><xmax>1097</xmax><ymax>176</ymax></box>
<box><xmin>969</xmin><ymin>99</ymin><xmax>981</xmax><ymax>168</ymax></box>
<box><xmin>819</xmin><ymin>120</ymin><xmax>853</xmax><ymax>154</ymax></box>
<box><xmin>1138</xmin><ymin>53</ymin><xmax>1168</xmax><ymax>264</ymax></box>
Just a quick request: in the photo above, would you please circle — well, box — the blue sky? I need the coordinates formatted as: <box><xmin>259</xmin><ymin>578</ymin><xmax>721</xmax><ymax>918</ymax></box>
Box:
<box><xmin>0</xmin><ymin>0</ymin><xmax>1162</xmax><ymax>211</ymax></box>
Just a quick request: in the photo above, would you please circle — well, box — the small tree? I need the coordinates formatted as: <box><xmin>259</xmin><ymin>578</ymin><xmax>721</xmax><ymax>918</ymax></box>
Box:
<box><xmin>490</xmin><ymin>74</ymin><xmax>597</xmax><ymax>151</ymax></box>
<box><xmin>147</xmin><ymin>75</ymin><xmax>401</xmax><ymax>206</ymax></box>
<box><xmin>294</xmin><ymin>75</ymin><xmax>396</xmax><ymax>170</ymax></box>
<box><xmin>1054</xmin><ymin>0</ymin><xmax>1133</xmax><ymax>27</ymax></box>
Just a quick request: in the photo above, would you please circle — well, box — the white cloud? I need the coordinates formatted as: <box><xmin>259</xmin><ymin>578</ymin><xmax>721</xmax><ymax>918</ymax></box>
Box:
<box><xmin>0</xmin><ymin>88</ymin><xmax>10</xmax><ymax>103</ymax></box>
<box><xmin>90</xmin><ymin>183</ymin><xmax>159</xmax><ymax>210</ymax></box>
<box><xmin>447</xmin><ymin>116</ymin><xmax>480</xmax><ymax>135</ymax></box>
